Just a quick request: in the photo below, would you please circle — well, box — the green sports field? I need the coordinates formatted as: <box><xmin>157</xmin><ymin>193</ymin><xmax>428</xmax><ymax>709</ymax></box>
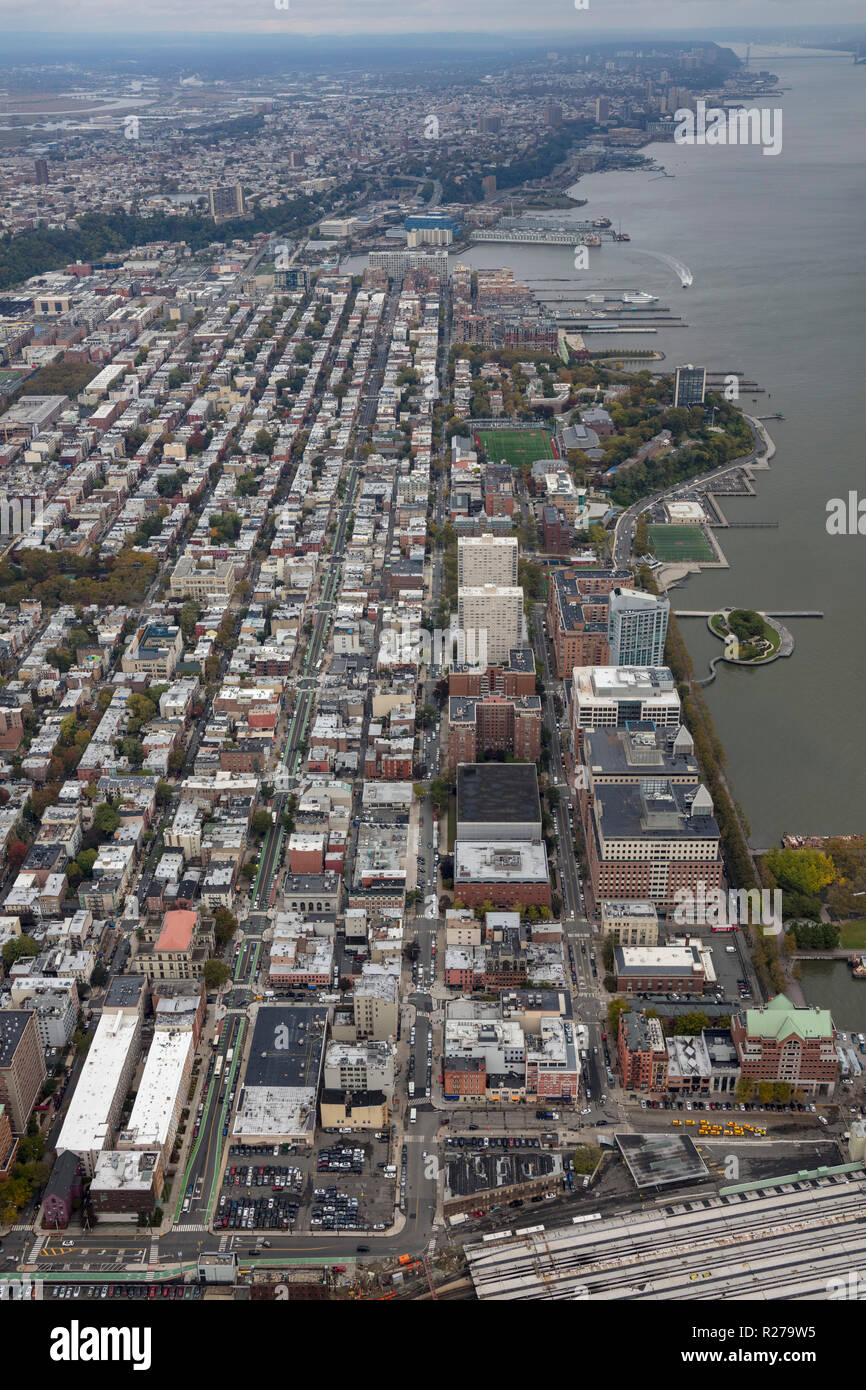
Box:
<box><xmin>475</xmin><ymin>428</ymin><xmax>555</xmax><ymax>469</ymax></box>
<box><xmin>647</xmin><ymin>524</ymin><xmax>715</xmax><ymax>563</ymax></box>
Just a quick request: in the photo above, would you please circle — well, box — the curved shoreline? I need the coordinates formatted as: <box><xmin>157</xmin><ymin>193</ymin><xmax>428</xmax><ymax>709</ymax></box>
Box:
<box><xmin>694</xmin><ymin>612</ymin><xmax>793</xmax><ymax>685</ymax></box>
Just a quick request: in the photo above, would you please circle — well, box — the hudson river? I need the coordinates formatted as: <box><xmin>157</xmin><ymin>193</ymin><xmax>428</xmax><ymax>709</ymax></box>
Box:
<box><xmin>457</xmin><ymin>54</ymin><xmax>866</xmax><ymax>850</ymax></box>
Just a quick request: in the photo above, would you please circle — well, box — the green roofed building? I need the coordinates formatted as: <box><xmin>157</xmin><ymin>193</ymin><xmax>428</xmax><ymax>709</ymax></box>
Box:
<box><xmin>731</xmin><ymin>994</ymin><xmax>838</xmax><ymax>1098</ymax></box>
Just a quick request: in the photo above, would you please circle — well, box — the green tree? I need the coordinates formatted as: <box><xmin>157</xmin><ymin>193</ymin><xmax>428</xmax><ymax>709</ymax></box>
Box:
<box><xmin>204</xmin><ymin>959</ymin><xmax>230</xmax><ymax>989</ymax></box>
<box><xmin>76</xmin><ymin>848</ymin><xmax>98</xmax><ymax>878</ymax></box>
<box><xmin>168</xmin><ymin>748</ymin><xmax>186</xmax><ymax>776</ymax></box>
<box><xmin>213</xmin><ymin>909</ymin><xmax>238</xmax><ymax>947</ymax></box>
<box><xmin>765</xmin><ymin>847</ymin><xmax>836</xmax><ymax>897</ymax></box>
<box><xmin>251</xmin><ymin>810</ymin><xmax>272</xmax><ymax>836</ymax></box>
<box><xmin>672</xmin><ymin>1011</ymin><xmax>711</xmax><ymax>1037</ymax></box>
<box><xmin>93</xmin><ymin>802</ymin><xmax>120</xmax><ymax>836</ymax></box>
<box><xmin>121</xmin><ymin>736</ymin><xmax>144</xmax><ymax>767</ymax></box>
<box><xmin>2</xmin><ymin>934</ymin><xmax>39</xmax><ymax>969</ymax></box>
<box><xmin>179</xmin><ymin>601</ymin><xmax>200</xmax><ymax>641</ymax></box>
<box><xmin>572</xmin><ymin>1144</ymin><xmax>602</xmax><ymax>1176</ymax></box>
<box><xmin>607</xmin><ymin>997</ymin><xmax>630</xmax><ymax>1035</ymax></box>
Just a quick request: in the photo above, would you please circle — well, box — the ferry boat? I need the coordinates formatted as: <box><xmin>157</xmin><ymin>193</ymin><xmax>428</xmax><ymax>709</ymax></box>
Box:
<box><xmin>622</xmin><ymin>291</ymin><xmax>658</xmax><ymax>305</ymax></box>
<box><xmin>850</xmin><ymin>956</ymin><xmax>866</xmax><ymax>979</ymax></box>
<box><xmin>581</xmin><ymin>234</ymin><xmax>602</xmax><ymax>247</ymax></box>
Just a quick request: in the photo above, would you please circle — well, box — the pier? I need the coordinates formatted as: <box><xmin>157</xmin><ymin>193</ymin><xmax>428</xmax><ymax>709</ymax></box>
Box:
<box><xmin>471</xmin><ymin>226</ymin><xmax>621</xmax><ymax>246</ymax></box>
<box><xmin>675</xmin><ymin>610</ymin><xmax>823</xmax><ymax>618</ymax></box>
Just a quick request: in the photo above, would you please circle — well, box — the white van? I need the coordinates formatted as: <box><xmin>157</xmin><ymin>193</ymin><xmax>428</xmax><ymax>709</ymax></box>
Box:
<box><xmin>409</xmin><ymin>1108</ymin><xmax>417</xmax><ymax>1124</ymax></box>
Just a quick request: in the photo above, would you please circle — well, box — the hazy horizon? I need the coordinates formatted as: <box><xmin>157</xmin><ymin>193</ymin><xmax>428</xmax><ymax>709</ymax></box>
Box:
<box><xmin>0</xmin><ymin>0</ymin><xmax>865</xmax><ymax>41</ymax></box>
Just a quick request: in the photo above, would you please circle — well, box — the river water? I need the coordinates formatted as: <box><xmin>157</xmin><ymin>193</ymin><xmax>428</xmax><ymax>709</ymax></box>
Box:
<box><xmin>346</xmin><ymin>55</ymin><xmax>865</xmax><ymax>1020</ymax></box>
<box><xmin>410</xmin><ymin>55</ymin><xmax>865</xmax><ymax>850</ymax></box>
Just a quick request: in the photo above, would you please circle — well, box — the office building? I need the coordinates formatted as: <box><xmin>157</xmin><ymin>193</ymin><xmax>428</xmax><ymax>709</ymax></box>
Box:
<box><xmin>405</xmin><ymin>214</ymin><xmax>458</xmax><ymax>246</ymax></box>
<box><xmin>614</xmin><ymin>942</ymin><xmax>711</xmax><ymax>995</ymax></box>
<box><xmin>600</xmin><ymin>900</ymin><xmax>659</xmax><ymax>946</ymax></box>
<box><xmin>608</xmin><ymin>588</ymin><xmax>670</xmax><ymax>666</ymax></box>
<box><xmin>582</xmin><ymin>780</ymin><xmax>722</xmax><ymax>917</ymax></box>
<box><xmin>571</xmin><ymin>665</ymin><xmax>681</xmax><ymax>734</ymax></box>
<box><xmin>595</xmin><ymin>96</ymin><xmax>611</xmax><ymax>122</ymax></box>
<box><xmin>34</xmin><ymin>158</ymin><xmax>49</xmax><ymax>184</ymax></box>
<box><xmin>673</xmin><ymin>365</ymin><xmax>707</xmax><ymax>408</ymax></box>
<box><xmin>456</xmin><ymin>762</ymin><xmax>542</xmax><ymax>842</ymax></box>
<box><xmin>731</xmin><ymin>995</ymin><xmax>837</xmax><ymax>1097</ymax></box>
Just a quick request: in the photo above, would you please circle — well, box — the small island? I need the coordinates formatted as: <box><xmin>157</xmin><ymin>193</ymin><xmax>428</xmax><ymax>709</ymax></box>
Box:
<box><xmin>709</xmin><ymin>608</ymin><xmax>784</xmax><ymax>662</ymax></box>
<box><xmin>696</xmin><ymin>608</ymin><xmax>793</xmax><ymax>684</ymax></box>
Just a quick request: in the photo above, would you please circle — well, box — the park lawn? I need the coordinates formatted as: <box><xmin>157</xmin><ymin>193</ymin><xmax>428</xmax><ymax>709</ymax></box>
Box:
<box><xmin>839</xmin><ymin>921</ymin><xmax>866</xmax><ymax>949</ymax></box>
<box><xmin>476</xmin><ymin>428</ymin><xmax>555</xmax><ymax>469</ymax></box>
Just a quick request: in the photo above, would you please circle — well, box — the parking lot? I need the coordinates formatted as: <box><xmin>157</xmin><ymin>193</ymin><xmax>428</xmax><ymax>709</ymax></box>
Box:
<box><xmin>46</xmin><ymin>1284</ymin><xmax>197</xmax><ymax>1301</ymax></box>
<box><xmin>217</xmin><ymin>1133</ymin><xmax>396</xmax><ymax>1233</ymax></box>
<box><xmin>445</xmin><ymin>1135</ymin><xmax>544</xmax><ymax>1151</ymax></box>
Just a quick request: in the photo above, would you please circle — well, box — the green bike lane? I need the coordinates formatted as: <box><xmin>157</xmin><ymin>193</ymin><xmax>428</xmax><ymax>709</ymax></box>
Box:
<box><xmin>173</xmin><ymin>1017</ymin><xmax>246</xmax><ymax>1226</ymax></box>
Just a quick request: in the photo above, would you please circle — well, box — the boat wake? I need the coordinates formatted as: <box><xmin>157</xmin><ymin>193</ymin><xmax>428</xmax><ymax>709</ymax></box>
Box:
<box><xmin>632</xmin><ymin>249</ymin><xmax>694</xmax><ymax>288</ymax></box>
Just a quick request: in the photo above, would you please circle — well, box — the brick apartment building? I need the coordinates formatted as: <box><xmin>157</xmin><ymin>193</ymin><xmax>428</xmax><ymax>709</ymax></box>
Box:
<box><xmin>546</xmin><ymin>568</ymin><xmax>634</xmax><ymax>678</ymax></box>
<box><xmin>0</xmin><ymin>1010</ymin><xmax>46</xmax><ymax>1133</ymax></box>
<box><xmin>618</xmin><ymin>1010</ymin><xmax>668</xmax><ymax>1091</ymax></box>
<box><xmin>448</xmin><ymin>644</ymin><xmax>537</xmax><ymax>699</ymax></box>
<box><xmin>443</xmin><ymin>1056</ymin><xmax>487</xmax><ymax>1098</ymax></box>
<box><xmin>447</xmin><ymin>692</ymin><xmax>542</xmax><ymax>770</ymax></box>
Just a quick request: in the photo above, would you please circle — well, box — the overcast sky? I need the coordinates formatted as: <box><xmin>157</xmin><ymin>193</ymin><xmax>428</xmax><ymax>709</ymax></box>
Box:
<box><xmin>1</xmin><ymin>0</ymin><xmax>864</xmax><ymax>38</ymax></box>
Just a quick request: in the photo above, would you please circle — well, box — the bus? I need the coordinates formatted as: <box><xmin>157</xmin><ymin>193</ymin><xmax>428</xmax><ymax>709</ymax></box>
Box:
<box><xmin>409</xmin><ymin>1108</ymin><xmax>417</xmax><ymax>1125</ymax></box>
<box><xmin>213</xmin><ymin>1056</ymin><xmax>224</xmax><ymax>1080</ymax></box>
<box><xmin>226</xmin><ymin>1048</ymin><xmax>234</xmax><ymax>1069</ymax></box>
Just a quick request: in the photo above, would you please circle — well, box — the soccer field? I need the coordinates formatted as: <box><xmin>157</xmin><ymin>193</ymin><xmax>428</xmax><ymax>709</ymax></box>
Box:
<box><xmin>476</xmin><ymin>428</ymin><xmax>555</xmax><ymax>468</ymax></box>
<box><xmin>647</xmin><ymin>524</ymin><xmax>715</xmax><ymax>563</ymax></box>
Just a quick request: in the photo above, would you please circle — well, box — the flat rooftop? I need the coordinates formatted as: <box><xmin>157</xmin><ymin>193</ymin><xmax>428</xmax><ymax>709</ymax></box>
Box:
<box><xmin>243</xmin><ymin>1005</ymin><xmax>328</xmax><ymax>1090</ymax></box>
<box><xmin>456</xmin><ymin>762</ymin><xmax>541</xmax><ymax>828</ymax></box>
<box><xmin>616</xmin><ymin>1131</ymin><xmax>710</xmax><ymax>1189</ymax></box>
<box><xmin>454</xmin><ymin>840</ymin><xmax>548</xmax><ymax>885</ymax></box>
<box><xmin>57</xmin><ymin>1011</ymin><xmax>141</xmax><ymax>1158</ymax></box>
